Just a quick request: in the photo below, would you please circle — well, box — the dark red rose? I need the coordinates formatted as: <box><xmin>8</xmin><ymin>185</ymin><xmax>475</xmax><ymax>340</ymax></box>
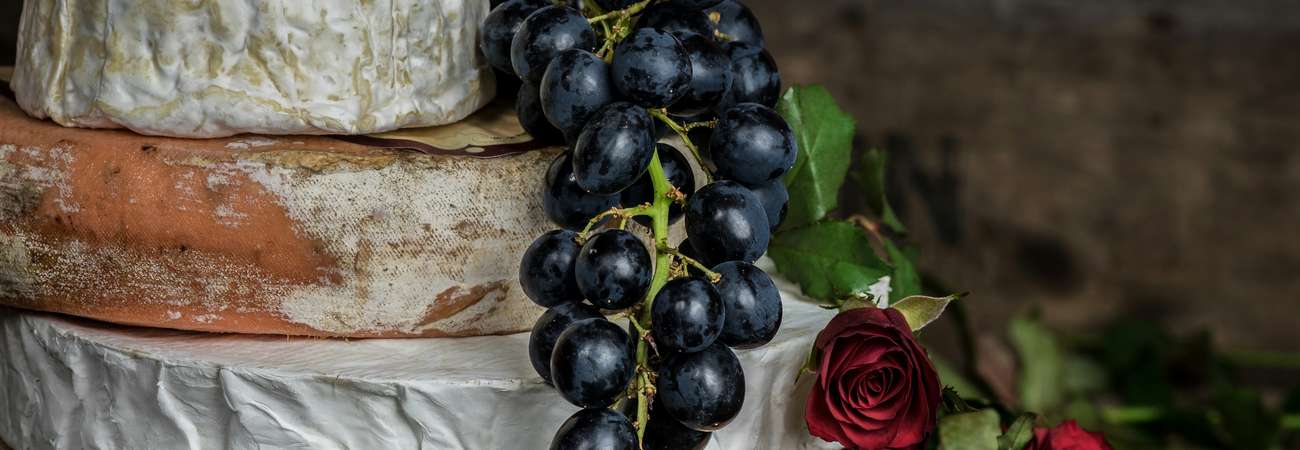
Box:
<box><xmin>1025</xmin><ymin>420</ymin><xmax>1112</xmax><ymax>450</ymax></box>
<box><xmin>804</xmin><ymin>307</ymin><xmax>941</xmax><ymax>449</ymax></box>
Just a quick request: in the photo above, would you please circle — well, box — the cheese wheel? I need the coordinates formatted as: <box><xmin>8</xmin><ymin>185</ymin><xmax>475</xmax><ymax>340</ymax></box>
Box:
<box><xmin>0</xmin><ymin>92</ymin><xmax>560</xmax><ymax>338</ymax></box>
<box><xmin>12</xmin><ymin>0</ymin><xmax>493</xmax><ymax>138</ymax></box>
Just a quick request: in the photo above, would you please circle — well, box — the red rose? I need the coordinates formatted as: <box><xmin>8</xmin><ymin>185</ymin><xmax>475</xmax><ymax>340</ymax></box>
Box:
<box><xmin>805</xmin><ymin>307</ymin><xmax>941</xmax><ymax>449</ymax></box>
<box><xmin>1025</xmin><ymin>420</ymin><xmax>1112</xmax><ymax>450</ymax></box>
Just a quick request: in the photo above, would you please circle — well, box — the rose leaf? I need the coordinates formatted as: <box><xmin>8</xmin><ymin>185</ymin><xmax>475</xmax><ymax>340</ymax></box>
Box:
<box><xmin>884</xmin><ymin>240</ymin><xmax>923</xmax><ymax>304</ymax></box>
<box><xmin>996</xmin><ymin>413</ymin><xmax>1038</xmax><ymax>450</ymax></box>
<box><xmin>1009</xmin><ymin>316</ymin><xmax>1067</xmax><ymax>413</ymax></box>
<box><xmin>892</xmin><ymin>293</ymin><xmax>963</xmax><ymax>332</ymax></box>
<box><xmin>854</xmin><ymin>148</ymin><xmax>907</xmax><ymax>234</ymax></box>
<box><xmin>938</xmin><ymin>409</ymin><xmax>1000</xmax><ymax>450</ymax></box>
<box><xmin>769</xmin><ymin>220</ymin><xmax>891</xmax><ymax>303</ymax></box>
<box><xmin>776</xmin><ymin>84</ymin><xmax>856</xmax><ymax>231</ymax></box>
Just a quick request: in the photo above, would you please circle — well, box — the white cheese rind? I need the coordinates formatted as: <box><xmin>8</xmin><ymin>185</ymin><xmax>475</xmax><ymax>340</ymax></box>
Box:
<box><xmin>12</xmin><ymin>0</ymin><xmax>494</xmax><ymax>138</ymax></box>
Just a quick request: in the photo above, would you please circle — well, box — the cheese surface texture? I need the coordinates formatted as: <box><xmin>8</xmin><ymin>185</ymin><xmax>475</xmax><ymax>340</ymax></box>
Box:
<box><xmin>12</xmin><ymin>0</ymin><xmax>494</xmax><ymax>138</ymax></box>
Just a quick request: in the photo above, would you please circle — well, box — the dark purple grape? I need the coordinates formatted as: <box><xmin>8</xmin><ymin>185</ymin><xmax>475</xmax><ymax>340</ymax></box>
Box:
<box><xmin>551</xmin><ymin>318</ymin><xmax>635</xmax><ymax>408</ymax></box>
<box><xmin>519</xmin><ymin>83</ymin><xmax>565</xmax><ymax>143</ymax></box>
<box><xmin>621</xmin><ymin>143</ymin><xmax>696</xmax><ymax>226</ymax></box>
<box><xmin>707</xmin><ymin>0</ymin><xmax>764</xmax><ymax>48</ymax></box>
<box><xmin>511</xmin><ymin>6</ymin><xmax>597</xmax><ymax>85</ymax></box>
<box><xmin>572</xmin><ymin>102</ymin><xmax>656</xmax><ymax>195</ymax></box>
<box><xmin>709</xmin><ymin>103</ymin><xmax>796</xmax><ymax>185</ymax></box>
<box><xmin>550</xmin><ymin>408</ymin><xmax>639</xmax><ymax>450</ymax></box>
<box><xmin>651</xmin><ymin>276</ymin><xmax>725</xmax><ymax>353</ymax></box>
<box><xmin>747</xmin><ymin>179</ymin><xmax>788</xmax><ymax>232</ymax></box>
<box><xmin>678</xmin><ymin>237</ymin><xmax>711</xmax><ymax>271</ymax></box>
<box><xmin>684</xmin><ymin>181</ymin><xmax>770</xmax><ymax>263</ymax></box>
<box><xmin>544</xmin><ymin>152</ymin><xmax>620</xmax><ymax>230</ymax></box>
<box><xmin>672</xmin><ymin>32</ymin><xmax>733</xmax><ymax>116</ymax></box>
<box><xmin>520</xmin><ymin>229</ymin><xmax>583</xmax><ymax>307</ymax></box>
<box><xmin>611</xmin><ymin>28</ymin><xmax>692</xmax><ymax>108</ymax></box>
<box><xmin>541</xmin><ymin>49</ymin><xmax>617</xmax><ymax>141</ymax></box>
<box><xmin>529</xmin><ymin>302</ymin><xmax>604</xmax><ymax>383</ymax></box>
<box><xmin>636</xmin><ymin>4</ymin><xmax>716</xmax><ymax>40</ymax></box>
<box><xmin>712</xmin><ymin>261</ymin><xmax>781</xmax><ymax>348</ymax></box>
<box><xmin>482</xmin><ymin>0</ymin><xmax>548</xmax><ymax>75</ymax></box>
<box><xmin>575</xmin><ymin>229</ymin><xmax>653</xmax><ymax>309</ymax></box>
<box><xmin>721</xmin><ymin>43</ymin><xmax>780</xmax><ymax>108</ymax></box>
<box><xmin>594</xmin><ymin>0</ymin><xmax>638</xmax><ymax>10</ymax></box>
<box><xmin>621</xmin><ymin>395</ymin><xmax>713</xmax><ymax>450</ymax></box>
<box><xmin>657</xmin><ymin>341</ymin><xmax>745</xmax><ymax>431</ymax></box>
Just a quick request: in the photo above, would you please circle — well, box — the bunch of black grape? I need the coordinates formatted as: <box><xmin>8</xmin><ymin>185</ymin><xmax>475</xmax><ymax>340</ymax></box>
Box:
<box><xmin>485</xmin><ymin>0</ymin><xmax>792</xmax><ymax>448</ymax></box>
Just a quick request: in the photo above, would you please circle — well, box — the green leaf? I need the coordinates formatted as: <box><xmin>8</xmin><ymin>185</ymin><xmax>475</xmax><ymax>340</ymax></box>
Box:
<box><xmin>998</xmin><ymin>413</ymin><xmax>1038</xmax><ymax>450</ymax></box>
<box><xmin>768</xmin><ymin>220</ymin><xmax>891</xmax><ymax>302</ymax></box>
<box><xmin>892</xmin><ymin>294</ymin><xmax>961</xmax><ymax>332</ymax></box>
<box><xmin>1209</xmin><ymin>385</ymin><xmax>1281</xmax><ymax>450</ymax></box>
<box><xmin>933</xmin><ymin>356</ymin><xmax>988</xmax><ymax>403</ymax></box>
<box><xmin>885</xmin><ymin>240</ymin><xmax>922</xmax><ymax>303</ymax></box>
<box><xmin>776</xmin><ymin>85</ymin><xmax>856</xmax><ymax>230</ymax></box>
<box><xmin>1008</xmin><ymin>316</ymin><xmax>1066</xmax><ymax>413</ymax></box>
<box><xmin>859</xmin><ymin>148</ymin><xmax>907</xmax><ymax>233</ymax></box>
<box><xmin>939</xmin><ymin>409</ymin><xmax>1000</xmax><ymax>450</ymax></box>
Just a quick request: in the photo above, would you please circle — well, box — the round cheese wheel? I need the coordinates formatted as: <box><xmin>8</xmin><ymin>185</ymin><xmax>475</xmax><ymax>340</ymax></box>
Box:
<box><xmin>0</xmin><ymin>93</ymin><xmax>558</xmax><ymax>338</ymax></box>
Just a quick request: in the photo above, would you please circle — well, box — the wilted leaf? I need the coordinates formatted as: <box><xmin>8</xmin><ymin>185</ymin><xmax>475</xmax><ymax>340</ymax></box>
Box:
<box><xmin>776</xmin><ymin>85</ymin><xmax>856</xmax><ymax>230</ymax></box>
<box><xmin>997</xmin><ymin>413</ymin><xmax>1038</xmax><ymax>450</ymax></box>
<box><xmin>892</xmin><ymin>294</ymin><xmax>962</xmax><ymax>332</ymax></box>
<box><xmin>1009</xmin><ymin>316</ymin><xmax>1066</xmax><ymax>413</ymax></box>
<box><xmin>768</xmin><ymin>220</ymin><xmax>891</xmax><ymax>302</ymax></box>
<box><xmin>940</xmin><ymin>409</ymin><xmax>1000</xmax><ymax>450</ymax></box>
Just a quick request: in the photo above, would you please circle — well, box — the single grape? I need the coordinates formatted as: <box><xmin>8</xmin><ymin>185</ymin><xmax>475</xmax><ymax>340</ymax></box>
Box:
<box><xmin>624</xmin><ymin>396</ymin><xmax>713</xmax><ymax>450</ymax></box>
<box><xmin>540</xmin><ymin>49</ymin><xmax>617</xmax><ymax>141</ymax></box>
<box><xmin>685</xmin><ymin>181</ymin><xmax>771</xmax><ymax>263</ymax></box>
<box><xmin>747</xmin><ymin>179</ymin><xmax>789</xmax><ymax>232</ymax></box>
<box><xmin>481</xmin><ymin>0</ymin><xmax>547</xmax><ymax>75</ymax></box>
<box><xmin>611</xmin><ymin>28</ymin><xmax>692</xmax><ymax>108</ymax></box>
<box><xmin>551</xmin><ymin>318</ymin><xmax>635</xmax><ymax>407</ymax></box>
<box><xmin>575</xmin><ymin>229</ymin><xmax>653</xmax><ymax>309</ymax></box>
<box><xmin>594</xmin><ymin>0</ymin><xmax>638</xmax><ymax>10</ymax></box>
<box><xmin>637</xmin><ymin>4</ymin><xmax>716</xmax><ymax>40</ymax></box>
<box><xmin>529</xmin><ymin>302</ymin><xmax>604</xmax><ymax>383</ymax></box>
<box><xmin>572</xmin><ymin>102</ymin><xmax>656</xmax><ymax>195</ymax></box>
<box><xmin>518</xmin><ymin>83</ymin><xmax>564</xmax><ymax>143</ymax></box>
<box><xmin>712</xmin><ymin>261</ymin><xmax>781</xmax><ymax>349</ymax></box>
<box><xmin>621</xmin><ymin>143</ymin><xmax>696</xmax><ymax>226</ymax></box>
<box><xmin>543</xmin><ymin>152</ymin><xmax>620</xmax><ymax>230</ymax></box>
<box><xmin>720</xmin><ymin>43</ymin><xmax>780</xmax><ymax>108</ymax></box>
<box><xmin>651</xmin><ymin>276</ymin><xmax>725</xmax><ymax>353</ymax></box>
<box><xmin>709</xmin><ymin>103</ymin><xmax>796</xmax><ymax>185</ymax></box>
<box><xmin>657</xmin><ymin>341</ymin><xmax>745</xmax><ymax>431</ymax></box>
<box><xmin>549</xmin><ymin>408</ymin><xmax>639</xmax><ymax>450</ymax></box>
<box><xmin>706</xmin><ymin>0</ymin><xmax>764</xmax><ymax>49</ymax></box>
<box><xmin>671</xmin><ymin>32</ymin><xmax>733</xmax><ymax>116</ymax></box>
<box><xmin>520</xmin><ymin>229</ymin><xmax>583</xmax><ymax>307</ymax></box>
<box><xmin>511</xmin><ymin>6</ymin><xmax>596</xmax><ymax>85</ymax></box>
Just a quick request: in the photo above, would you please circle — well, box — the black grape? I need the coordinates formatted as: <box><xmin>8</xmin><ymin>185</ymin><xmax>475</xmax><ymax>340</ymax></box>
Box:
<box><xmin>572</xmin><ymin>102</ymin><xmax>656</xmax><ymax>195</ymax></box>
<box><xmin>621</xmin><ymin>143</ymin><xmax>696</xmax><ymax>226</ymax></box>
<box><xmin>651</xmin><ymin>276</ymin><xmax>725</xmax><ymax>353</ymax></box>
<box><xmin>529</xmin><ymin>302</ymin><xmax>604</xmax><ymax>383</ymax></box>
<box><xmin>518</xmin><ymin>83</ymin><xmax>564</xmax><ymax>143</ymax></box>
<box><xmin>747</xmin><ymin>179</ymin><xmax>789</xmax><ymax>232</ymax></box>
<box><xmin>656</xmin><ymin>341</ymin><xmax>745</xmax><ymax>431</ymax></box>
<box><xmin>707</xmin><ymin>0</ymin><xmax>764</xmax><ymax>49</ymax></box>
<box><xmin>611</xmin><ymin>28</ymin><xmax>692</xmax><ymax>108</ymax></box>
<box><xmin>511</xmin><ymin>6</ymin><xmax>597</xmax><ymax>85</ymax></box>
<box><xmin>575</xmin><ymin>229</ymin><xmax>653</xmax><ymax>309</ymax></box>
<box><xmin>684</xmin><ymin>181</ymin><xmax>770</xmax><ymax>263</ymax></box>
<box><xmin>519</xmin><ymin>229</ymin><xmax>583</xmax><ymax>307</ymax></box>
<box><xmin>543</xmin><ymin>152</ymin><xmax>620</xmax><ymax>230</ymax></box>
<box><xmin>622</xmin><ymin>396</ymin><xmax>713</xmax><ymax>450</ymax></box>
<box><xmin>551</xmin><ymin>318</ymin><xmax>635</xmax><ymax>408</ymax></box>
<box><xmin>482</xmin><ymin>0</ymin><xmax>547</xmax><ymax>75</ymax></box>
<box><xmin>549</xmin><ymin>408</ymin><xmax>639</xmax><ymax>450</ymax></box>
<box><xmin>637</xmin><ymin>3</ymin><xmax>716</xmax><ymax>40</ymax></box>
<box><xmin>721</xmin><ymin>43</ymin><xmax>780</xmax><ymax>108</ymax></box>
<box><xmin>672</xmin><ymin>32</ymin><xmax>733</xmax><ymax>116</ymax></box>
<box><xmin>540</xmin><ymin>49</ymin><xmax>616</xmax><ymax>141</ymax></box>
<box><xmin>709</xmin><ymin>103</ymin><xmax>796</xmax><ymax>185</ymax></box>
<box><xmin>712</xmin><ymin>261</ymin><xmax>782</xmax><ymax>348</ymax></box>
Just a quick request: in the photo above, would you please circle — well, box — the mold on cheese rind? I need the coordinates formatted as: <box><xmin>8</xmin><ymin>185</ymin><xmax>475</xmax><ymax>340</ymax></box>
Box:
<box><xmin>12</xmin><ymin>0</ymin><xmax>495</xmax><ymax>138</ymax></box>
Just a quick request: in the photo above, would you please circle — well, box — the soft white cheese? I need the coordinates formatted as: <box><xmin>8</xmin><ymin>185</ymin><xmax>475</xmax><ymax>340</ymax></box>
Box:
<box><xmin>12</xmin><ymin>0</ymin><xmax>495</xmax><ymax>138</ymax></box>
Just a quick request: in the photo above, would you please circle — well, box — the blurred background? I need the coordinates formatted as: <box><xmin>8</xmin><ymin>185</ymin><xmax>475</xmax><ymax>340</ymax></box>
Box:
<box><xmin>2</xmin><ymin>0</ymin><xmax>1298</xmax><ymax>443</ymax></box>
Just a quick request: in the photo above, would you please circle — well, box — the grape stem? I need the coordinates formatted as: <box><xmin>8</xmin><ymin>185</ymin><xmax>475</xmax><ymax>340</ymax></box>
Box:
<box><xmin>632</xmin><ymin>149</ymin><xmax>673</xmax><ymax>441</ymax></box>
<box><xmin>648</xmin><ymin>108</ymin><xmax>714</xmax><ymax>181</ymax></box>
<box><xmin>587</xmin><ymin>0</ymin><xmax>653</xmax><ymax>24</ymax></box>
<box><xmin>661</xmin><ymin>247</ymin><xmax>722</xmax><ymax>282</ymax></box>
<box><xmin>577</xmin><ymin>205</ymin><xmax>652</xmax><ymax>241</ymax></box>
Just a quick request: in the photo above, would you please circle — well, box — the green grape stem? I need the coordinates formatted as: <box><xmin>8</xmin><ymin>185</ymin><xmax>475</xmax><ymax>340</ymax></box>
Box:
<box><xmin>649</xmin><ymin>109</ymin><xmax>714</xmax><ymax>180</ymax></box>
<box><xmin>633</xmin><ymin>149</ymin><xmax>673</xmax><ymax>441</ymax></box>
<box><xmin>661</xmin><ymin>247</ymin><xmax>721</xmax><ymax>282</ymax></box>
<box><xmin>587</xmin><ymin>0</ymin><xmax>653</xmax><ymax>24</ymax></box>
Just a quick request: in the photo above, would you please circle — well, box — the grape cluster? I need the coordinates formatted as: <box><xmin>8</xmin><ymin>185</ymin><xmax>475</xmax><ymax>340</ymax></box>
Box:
<box><xmin>485</xmin><ymin>0</ymin><xmax>792</xmax><ymax>447</ymax></box>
